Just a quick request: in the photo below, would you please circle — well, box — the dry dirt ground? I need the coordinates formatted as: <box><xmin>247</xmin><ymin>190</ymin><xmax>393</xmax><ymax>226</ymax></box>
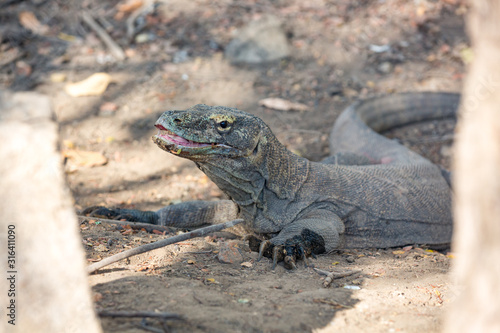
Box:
<box><xmin>1</xmin><ymin>0</ymin><xmax>468</xmax><ymax>332</ymax></box>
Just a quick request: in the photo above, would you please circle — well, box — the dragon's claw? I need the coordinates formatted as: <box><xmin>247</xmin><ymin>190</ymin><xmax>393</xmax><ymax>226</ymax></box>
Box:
<box><xmin>272</xmin><ymin>246</ymin><xmax>283</xmax><ymax>270</ymax></box>
<box><xmin>258</xmin><ymin>240</ymin><xmax>272</xmax><ymax>262</ymax></box>
<box><xmin>255</xmin><ymin>235</ymin><xmax>316</xmax><ymax>270</ymax></box>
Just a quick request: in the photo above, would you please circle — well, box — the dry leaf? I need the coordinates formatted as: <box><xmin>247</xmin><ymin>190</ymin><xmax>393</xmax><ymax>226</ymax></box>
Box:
<box><xmin>65</xmin><ymin>73</ymin><xmax>112</xmax><ymax>97</ymax></box>
<box><xmin>62</xmin><ymin>140</ymin><xmax>74</xmax><ymax>149</ymax></box>
<box><xmin>50</xmin><ymin>73</ymin><xmax>67</xmax><ymax>83</ymax></box>
<box><xmin>392</xmin><ymin>250</ymin><xmax>405</xmax><ymax>255</ymax></box>
<box><xmin>93</xmin><ymin>292</ymin><xmax>103</xmax><ymax>302</ymax></box>
<box><xmin>240</xmin><ymin>261</ymin><xmax>253</xmax><ymax>268</ymax></box>
<box><xmin>62</xmin><ymin>149</ymin><xmax>108</xmax><ymax>167</ymax></box>
<box><xmin>15</xmin><ymin>61</ymin><xmax>31</xmax><ymax>76</ymax></box>
<box><xmin>259</xmin><ymin>98</ymin><xmax>310</xmax><ymax>112</ymax></box>
<box><xmin>100</xmin><ymin>102</ymin><xmax>118</xmax><ymax>112</ymax></box>
<box><xmin>371</xmin><ymin>268</ymin><xmax>386</xmax><ymax>277</ymax></box>
<box><xmin>19</xmin><ymin>11</ymin><xmax>49</xmax><ymax>34</ymax></box>
<box><xmin>0</xmin><ymin>48</ymin><xmax>21</xmax><ymax>67</ymax></box>
<box><xmin>460</xmin><ymin>47</ymin><xmax>474</xmax><ymax>64</ymax></box>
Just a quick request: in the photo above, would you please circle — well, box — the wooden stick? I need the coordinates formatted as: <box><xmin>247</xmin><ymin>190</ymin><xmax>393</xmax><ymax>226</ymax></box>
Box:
<box><xmin>98</xmin><ymin>310</ymin><xmax>184</xmax><ymax>320</ymax></box>
<box><xmin>87</xmin><ymin>219</ymin><xmax>244</xmax><ymax>273</ymax></box>
<box><xmin>77</xmin><ymin>215</ymin><xmax>173</xmax><ymax>234</ymax></box>
<box><xmin>81</xmin><ymin>12</ymin><xmax>126</xmax><ymax>60</ymax></box>
<box><xmin>126</xmin><ymin>0</ymin><xmax>156</xmax><ymax>41</ymax></box>
<box><xmin>314</xmin><ymin>267</ymin><xmax>361</xmax><ymax>288</ymax></box>
<box><xmin>140</xmin><ymin>320</ymin><xmax>166</xmax><ymax>333</ymax></box>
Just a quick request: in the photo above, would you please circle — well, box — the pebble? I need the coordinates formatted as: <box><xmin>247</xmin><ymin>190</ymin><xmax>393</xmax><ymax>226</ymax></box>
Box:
<box><xmin>377</xmin><ymin>61</ymin><xmax>393</xmax><ymax>74</ymax></box>
<box><xmin>225</xmin><ymin>15</ymin><xmax>290</xmax><ymax>64</ymax></box>
<box><xmin>217</xmin><ymin>242</ymin><xmax>243</xmax><ymax>264</ymax></box>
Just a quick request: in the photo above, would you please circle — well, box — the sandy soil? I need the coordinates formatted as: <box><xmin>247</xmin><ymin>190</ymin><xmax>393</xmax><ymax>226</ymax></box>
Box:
<box><xmin>1</xmin><ymin>0</ymin><xmax>467</xmax><ymax>332</ymax></box>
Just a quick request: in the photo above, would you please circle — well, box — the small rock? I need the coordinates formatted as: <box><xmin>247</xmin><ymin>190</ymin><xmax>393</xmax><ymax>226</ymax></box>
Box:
<box><xmin>345</xmin><ymin>256</ymin><xmax>355</xmax><ymax>263</ymax></box>
<box><xmin>99</xmin><ymin>102</ymin><xmax>118</xmax><ymax>116</ymax></box>
<box><xmin>217</xmin><ymin>242</ymin><xmax>243</xmax><ymax>264</ymax></box>
<box><xmin>173</xmin><ymin>50</ymin><xmax>189</xmax><ymax>63</ymax></box>
<box><xmin>241</xmin><ymin>261</ymin><xmax>253</xmax><ymax>268</ymax></box>
<box><xmin>93</xmin><ymin>292</ymin><xmax>103</xmax><ymax>302</ymax></box>
<box><xmin>369</xmin><ymin>44</ymin><xmax>391</xmax><ymax>53</ymax></box>
<box><xmin>377</xmin><ymin>61</ymin><xmax>393</xmax><ymax>74</ymax></box>
<box><xmin>344</xmin><ymin>285</ymin><xmax>361</xmax><ymax>290</ymax></box>
<box><xmin>94</xmin><ymin>244</ymin><xmax>109</xmax><ymax>252</ymax></box>
<box><xmin>135</xmin><ymin>33</ymin><xmax>156</xmax><ymax>44</ymax></box>
<box><xmin>342</xmin><ymin>88</ymin><xmax>358</xmax><ymax>98</ymax></box>
<box><xmin>225</xmin><ymin>15</ymin><xmax>290</xmax><ymax>64</ymax></box>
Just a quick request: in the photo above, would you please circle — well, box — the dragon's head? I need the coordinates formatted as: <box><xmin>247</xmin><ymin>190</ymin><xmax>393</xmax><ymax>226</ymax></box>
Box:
<box><xmin>153</xmin><ymin>104</ymin><xmax>266</xmax><ymax>161</ymax></box>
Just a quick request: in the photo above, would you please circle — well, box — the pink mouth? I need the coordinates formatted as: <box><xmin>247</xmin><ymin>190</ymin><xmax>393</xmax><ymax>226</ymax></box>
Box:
<box><xmin>155</xmin><ymin>124</ymin><xmax>212</xmax><ymax>148</ymax></box>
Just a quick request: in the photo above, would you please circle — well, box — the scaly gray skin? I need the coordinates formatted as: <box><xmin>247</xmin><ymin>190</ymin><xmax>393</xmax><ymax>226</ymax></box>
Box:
<box><xmin>85</xmin><ymin>92</ymin><xmax>458</xmax><ymax>269</ymax></box>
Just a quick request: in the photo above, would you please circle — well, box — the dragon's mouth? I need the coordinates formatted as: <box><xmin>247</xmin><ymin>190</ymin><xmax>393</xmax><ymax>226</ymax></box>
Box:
<box><xmin>154</xmin><ymin>124</ymin><xmax>213</xmax><ymax>148</ymax></box>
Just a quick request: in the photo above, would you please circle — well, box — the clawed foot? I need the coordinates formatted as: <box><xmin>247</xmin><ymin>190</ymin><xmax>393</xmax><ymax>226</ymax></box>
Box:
<box><xmin>256</xmin><ymin>236</ymin><xmax>315</xmax><ymax>270</ymax></box>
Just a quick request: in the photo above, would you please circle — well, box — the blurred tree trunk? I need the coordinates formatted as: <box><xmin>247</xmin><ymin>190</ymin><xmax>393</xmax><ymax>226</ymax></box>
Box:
<box><xmin>446</xmin><ymin>1</ymin><xmax>500</xmax><ymax>332</ymax></box>
<box><xmin>0</xmin><ymin>91</ymin><xmax>101</xmax><ymax>332</ymax></box>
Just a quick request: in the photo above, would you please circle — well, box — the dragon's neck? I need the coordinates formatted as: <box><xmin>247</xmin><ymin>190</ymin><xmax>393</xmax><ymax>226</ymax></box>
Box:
<box><xmin>196</xmin><ymin>129</ymin><xmax>309</xmax><ymax>216</ymax></box>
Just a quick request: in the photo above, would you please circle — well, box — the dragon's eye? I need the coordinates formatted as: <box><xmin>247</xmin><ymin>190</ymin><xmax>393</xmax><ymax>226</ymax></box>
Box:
<box><xmin>219</xmin><ymin>120</ymin><xmax>228</xmax><ymax>129</ymax></box>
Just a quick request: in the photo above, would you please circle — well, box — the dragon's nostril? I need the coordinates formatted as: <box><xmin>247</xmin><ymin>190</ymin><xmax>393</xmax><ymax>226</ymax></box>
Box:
<box><xmin>174</xmin><ymin>118</ymin><xmax>182</xmax><ymax>124</ymax></box>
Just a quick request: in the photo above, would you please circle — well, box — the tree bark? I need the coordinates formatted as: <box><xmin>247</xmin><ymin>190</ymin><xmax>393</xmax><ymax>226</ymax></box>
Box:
<box><xmin>446</xmin><ymin>1</ymin><xmax>500</xmax><ymax>332</ymax></box>
<box><xmin>0</xmin><ymin>91</ymin><xmax>101</xmax><ymax>332</ymax></box>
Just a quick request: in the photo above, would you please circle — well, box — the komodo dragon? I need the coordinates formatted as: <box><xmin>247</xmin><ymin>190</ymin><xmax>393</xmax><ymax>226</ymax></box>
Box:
<box><xmin>85</xmin><ymin>92</ymin><xmax>459</xmax><ymax>269</ymax></box>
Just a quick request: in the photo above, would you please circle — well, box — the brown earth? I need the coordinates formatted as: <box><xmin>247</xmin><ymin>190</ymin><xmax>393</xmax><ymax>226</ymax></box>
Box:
<box><xmin>1</xmin><ymin>0</ymin><xmax>467</xmax><ymax>332</ymax></box>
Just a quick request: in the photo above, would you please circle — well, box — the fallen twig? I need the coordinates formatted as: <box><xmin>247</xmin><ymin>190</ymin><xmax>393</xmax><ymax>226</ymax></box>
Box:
<box><xmin>139</xmin><ymin>319</ymin><xmax>165</xmax><ymax>333</ymax></box>
<box><xmin>77</xmin><ymin>215</ymin><xmax>174</xmax><ymax>234</ymax></box>
<box><xmin>126</xmin><ymin>0</ymin><xmax>156</xmax><ymax>41</ymax></box>
<box><xmin>314</xmin><ymin>267</ymin><xmax>362</xmax><ymax>288</ymax></box>
<box><xmin>99</xmin><ymin>310</ymin><xmax>183</xmax><ymax>333</ymax></box>
<box><xmin>98</xmin><ymin>310</ymin><xmax>184</xmax><ymax>320</ymax></box>
<box><xmin>313</xmin><ymin>298</ymin><xmax>352</xmax><ymax>309</ymax></box>
<box><xmin>81</xmin><ymin>11</ymin><xmax>126</xmax><ymax>60</ymax></box>
<box><xmin>87</xmin><ymin>219</ymin><xmax>244</xmax><ymax>273</ymax></box>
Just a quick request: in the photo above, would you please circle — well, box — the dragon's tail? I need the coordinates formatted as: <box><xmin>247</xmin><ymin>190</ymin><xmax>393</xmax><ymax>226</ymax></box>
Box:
<box><xmin>352</xmin><ymin>92</ymin><xmax>459</xmax><ymax>132</ymax></box>
<box><xmin>330</xmin><ymin>92</ymin><xmax>460</xmax><ymax>166</ymax></box>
